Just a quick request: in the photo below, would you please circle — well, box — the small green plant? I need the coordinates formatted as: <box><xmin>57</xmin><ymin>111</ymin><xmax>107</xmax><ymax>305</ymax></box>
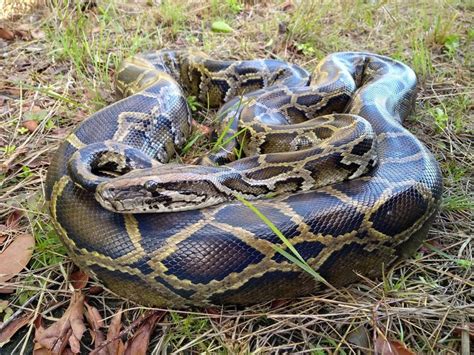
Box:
<box><xmin>181</xmin><ymin>132</ymin><xmax>205</xmax><ymax>154</ymax></box>
<box><xmin>210</xmin><ymin>0</ymin><xmax>243</xmax><ymax>18</ymax></box>
<box><xmin>211</xmin><ymin>98</ymin><xmax>245</xmax><ymax>152</ymax></box>
<box><xmin>444</xmin><ymin>162</ymin><xmax>466</xmax><ymax>183</ymax></box>
<box><xmin>296</xmin><ymin>42</ymin><xmax>316</xmax><ymax>56</ymax></box>
<box><xmin>443</xmin><ymin>34</ymin><xmax>460</xmax><ymax>58</ymax></box>
<box><xmin>19</xmin><ymin>166</ymin><xmax>32</xmax><ymax>178</ymax></box>
<box><xmin>285</xmin><ymin>1</ymin><xmax>325</xmax><ymax>44</ymax></box>
<box><xmin>211</xmin><ymin>20</ymin><xmax>234</xmax><ymax>33</ymax></box>
<box><xmin>411</xmin><ymin>38</ymin><xmax>433</xmax><ymax>78</ymax></box>
<box><xmin>442</xmin><ymin>195</ymin><xmax>474</xmax><ymax>212</ymax></box>
<box><xmin>186</xmin><ymin>96</ymin><xmax>201</xmax><ymax>112</ymax></box>
<box><xmin>22</xmin><ymin>109</ymin><xmax>57</xmax><ymax>130</ymax></box>
<box><xmin>226</xmin><ymin>0</ymin><xmax>243</xmax><ymax>14</ymax></box>
<box><xmin>17</xmin><ymin>127</ymin><xmax>29</xmax><ymax>135</ymax></box>
<box><xmin>424</xmin><ymin>243</ymin><xmax>473</xmax><ymax>269</ymax></box>
<box><xmin>468</xmin><ymin>28</ymin><xmax>474</xmax><ymax>41</ymax></box>
<box><xmin>0</xmin><ymin>144</ymin><xmax>17</xmax><ymax>155</ymax></box>
<box><xmin>430</xmin><ymin>14</ymin><xmax>457</xmax><ymax>47</ymax></box>
<box><xmin>428</xmin><ymin>106</ymin><xmax>449</xmax><ymax>132</ymax></box>
<box><xmin>159</xmin><ymin>1</ymin><xmax>187</xmax><ymax>36</ymax></box>
<box><xmin>166</xmin><ymin>312</ymin><xmax>212</xmax><ymax>352</ymax></box>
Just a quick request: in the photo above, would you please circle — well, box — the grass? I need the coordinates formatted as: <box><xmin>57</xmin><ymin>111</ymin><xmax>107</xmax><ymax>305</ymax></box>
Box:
<box><xmin>0</xmin><ymin>0</ymin><xmax>472</xmax><ymax>353</ymax></box>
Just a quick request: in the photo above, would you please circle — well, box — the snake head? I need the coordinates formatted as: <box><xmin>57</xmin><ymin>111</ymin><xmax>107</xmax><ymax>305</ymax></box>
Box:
<box><xmin>95</xmin><ymin>164</ymin><xmax>230</xmax><ymax>213</ymax></box>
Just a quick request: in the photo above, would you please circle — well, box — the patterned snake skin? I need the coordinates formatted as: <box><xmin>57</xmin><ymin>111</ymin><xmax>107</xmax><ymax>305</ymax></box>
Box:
<box><xmin>46</xmin><ymin>51</ymin><xmax>442</xmax><ymax>307</ymax></box>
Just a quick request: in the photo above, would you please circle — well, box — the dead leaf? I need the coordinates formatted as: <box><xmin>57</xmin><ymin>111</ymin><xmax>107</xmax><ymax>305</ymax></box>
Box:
<box><xmin>6</xmin><ymin>210</ymin><xmax>23</xmax><ymax>229</ymax></box>
<box><xmin>454</xmin><ymin>323</ymin><xmax>474</xmax><ymax>339</ymax></box>
<box><xmin>23</xmin><ymin>120</ymin><xmax>38</xmax><ymax>133</ymax></box>
<box><xmin>51</xmin><ymin>127</ymin><xmax>71</xmax><ymax>139</ymax></box>
<box><xmin>0</xmin><ymin>86</ymin><xmax>21</xmax><ymax>98</ymax></box>
<box><xmin>281</xmin><ymin>0</ymin><xmax>294</xmax><ymax>11</ymax></box>
<box><xmin>106</xmin><ymin>310</ymin><xmax>124</xmax><ymax>355</ymax></box>
<box><xmin>347</xmin><ymin>326</ymin><xmax>370</xmax><ymax>349</ymax></box>
<box><xmin>88</xmin><ymin>285</ymin><xmax>103</xmax><ymax>295</ymax></box>
<box><xmin>0</xmin><ymin>312</ymin><xmax>34</xmax><ymax>344</ymax></box>
<box><xmin>374</xmin><ymin>336</ymin><xmax>415</xmax><ymax>355</ymax></box>
<box><xmin>85</xmin><ymin>304</ymin><xmax>104</xmax><ymax>329</ymax></box>
<box><xmin>191</xmin><ymin>120</ymin><xmax>212</xmax><ymax>135</ymax></box>
<box><xmin>85</xmin><ymin>302</ymin><xmax>106</xmax><ymax>351</ymax></box>
<box><xmin>0</xmin><ymin>28</ymin><xmax>15</xmax><ymax>41</ymax></box>
<box><xmin>34</xmin><ymin>293</ymin><xmax>86</xmax><ymax>354</ymax></box>
<box><xmin>70</xmin><ymin>270</ymin><xmax>89</xmax><ymax>290</ymax></box>
<box><xmin>0</xmin><ymin>27</ymin><xmax>30</xmax><ymax>41</ymax></box>
<box><xmin>33</xmin><ymin>315</ymin><xmax>50</xmax><ymax>355</ymax></box>
<box><xmin>0</xmin><ymin>233</ymin><xmax>35</xmax><ymax>293</ymax></box>
<box><xmin>124</xmin><ymin>311</ymin><xmax>164</xmax><ymax>355</ymax></box>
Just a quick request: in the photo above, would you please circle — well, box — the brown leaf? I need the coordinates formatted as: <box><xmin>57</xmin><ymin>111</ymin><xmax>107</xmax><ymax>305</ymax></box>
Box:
<box><xmin>68</xmin><ymin>330</ymin><xmax>81</xmax><ymax>353</ymax></box>
<box><xmin>347</xmin><ymin>326</ymin><xmax>370</xmax><ymax>349</ymax></box>
<box><xmin>0</xmin><ymin>27</ymin><xmax>30</xmax><ymax>41</ymax></box>
<box><xmin>106</xmin><ymin>310</ymin><xmax>123</xmax><ymax>355</ymax></box>
<box><xmin>191</xmin><ymin>121</ymin><xmax>212</xmax><ymax>135</ymax></box>
<box><xmin>453</xmin><ymin>323</ymin><xmax>474</xmax><ymax>339</ymax></box>
<box><xmin>0</xmin><ymin>312</ymin><xmax>34</xmax><ymax>344</ymax></box>
<box><xmin>23</xmin><ymin>120</ymin><xmax>38</xmax><ymax>133</ymax></box>
<box><xmin>374</xmin><ymin>336</ymin><xmax>415</xmax><ymax>355</ymax></box>
<box><xmin>85</xmin><ymin>304</ymin><xmax>104</xmax><ymax>330</ymax></box>
<box><xmin>51</xmin><ymin>127</ymin><xmax>71</xmax><ymax>138</ymax></box>
<box><xmin>70</xmin><ymin>270</ymin><xmax>89</xmax><ymax>290</ymax></box>
<box><xmin>0</xmin><ymin>234</ymin><xmax>7</xmax><ymax>245</ymax></box>
<box><xmin>85</xmin><ymin>302</ymin><xmax>106</xmax><ymax>352</ymax></box>
<box><xmin>0</xmin><ymin>86</ymin><xmax>21</xmax><ymax>98</ymax></box>
<box><xmin>0</xmin><ymin>233</ymin><xmax>35</xmax><ymax>293</ymax></box>
<box><xmin>69</xmin><ymin>296</ymin><xmax>87</xmax><ymax>351</ymax></box>
<box><xmin>88</xmin><ymin>285</ymin><xmax>104</xmax><ymax>295</ymax></box>
<box><xmin>281</xmin><ymin>0</ymin><xmax>294</xmax><ymax>11</ymax></box>
<box><xmin>34</xmin><ymin>293</ymin><xmax>86</xmax><ymax>354</ymax></box>
<box><xmin>0</xmin><ymin>28</ymin><xmax>15</xmax><ymax>41</ymax></box>
<box><xmin>33</xmin><ymin>344</ymin><xmax>51</xmax><ymax>355</ymax></box>
<box><xmin>124</xmin><ymin>312</ymin><xmax>164</xmax><ymax>355</ymax></box>
<box><xmin>5</xmin><ymin>210</ymin><xmax>23</xmax><ymax>229</ymax></box>
<box><xmin>32</xmin><ymin>315</ymin><xmax>51</xmax><ymax>355</ymax></box>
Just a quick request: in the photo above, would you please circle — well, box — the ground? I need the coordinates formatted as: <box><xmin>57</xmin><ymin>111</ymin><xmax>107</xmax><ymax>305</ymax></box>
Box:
<box><xmin>0</xmin><ymin>0</ymin><xmax>472</xmax><ymax>353</ymax></box>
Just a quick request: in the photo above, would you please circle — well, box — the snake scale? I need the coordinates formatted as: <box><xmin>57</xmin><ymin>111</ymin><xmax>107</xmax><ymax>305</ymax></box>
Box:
<box><xmin>46</xmin><ymin>50</ymin><xmax>442</xmax><ymax>307</ymax></box>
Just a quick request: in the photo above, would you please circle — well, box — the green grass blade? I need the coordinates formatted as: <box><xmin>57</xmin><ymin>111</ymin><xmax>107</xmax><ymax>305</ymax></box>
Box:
<box><xmin>233</xmin><ymin>193</ymin><xmax>341</xmax><ymax>294</ymax></box>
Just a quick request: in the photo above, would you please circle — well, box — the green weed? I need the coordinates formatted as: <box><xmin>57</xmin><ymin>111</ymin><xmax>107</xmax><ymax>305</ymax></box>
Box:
<box><xmin>411</xmin><ymin>38</ymin><xmax>433</xmax><ymax>79</ymax></box>
<box><xmin>442</xmin><ymin>195</ymin><xmax>474</xmax><ymax>212</ymax></box>
<box><xmin>428</xmin><ymin>107</ymin><xmax>449</xmax><ymax>132</ymax></box>
<box><xmin>158</xmin><ymin>1</ymin><xmax>187</xmax><ymax>36</ymax></box>
<box><xmin>0</xmin><ymin>144</ymin><xmax>17</xmax><ymax>155</ymax></box>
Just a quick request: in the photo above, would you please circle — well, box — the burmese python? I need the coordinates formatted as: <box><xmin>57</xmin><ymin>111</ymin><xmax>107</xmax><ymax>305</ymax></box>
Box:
<box><xmin>46</xmin><ymin>50</ymin><xmax>442</xmax><ymax>307</ymax></box>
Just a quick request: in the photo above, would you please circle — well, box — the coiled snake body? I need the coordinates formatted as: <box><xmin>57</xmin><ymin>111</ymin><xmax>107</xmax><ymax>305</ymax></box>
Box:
<box><xmin>46</xmin><ymin>51</ymin><xmax>442</xmax><ymax>306</ymax></box>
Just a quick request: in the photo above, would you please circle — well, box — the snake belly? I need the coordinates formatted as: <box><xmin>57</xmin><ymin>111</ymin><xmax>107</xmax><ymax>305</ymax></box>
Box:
<box><xmin>46</xmin><ymin>51</ymin><xmax>442</xmax><ymax>307</ymax></box>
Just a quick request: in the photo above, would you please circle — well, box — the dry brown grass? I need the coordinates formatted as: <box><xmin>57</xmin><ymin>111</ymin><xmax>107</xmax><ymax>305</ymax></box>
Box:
<box><xmin>0</xmin><ymin>0</ymin><xmax>472</xmax><ymax>353</ymax></box>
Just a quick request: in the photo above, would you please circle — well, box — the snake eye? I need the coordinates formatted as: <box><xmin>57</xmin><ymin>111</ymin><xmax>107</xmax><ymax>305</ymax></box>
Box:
<box><xmin>144</xmin><ymin>180</ymin><xmax>159</xmax><ymax>192</ymax></box>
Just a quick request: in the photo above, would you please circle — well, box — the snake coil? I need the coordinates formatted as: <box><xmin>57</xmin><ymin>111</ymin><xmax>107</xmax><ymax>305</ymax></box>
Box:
<box><xmin>46</xmin><ymin>51</ymin><xmax>442</xmax><ymax>307</ymax></box>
